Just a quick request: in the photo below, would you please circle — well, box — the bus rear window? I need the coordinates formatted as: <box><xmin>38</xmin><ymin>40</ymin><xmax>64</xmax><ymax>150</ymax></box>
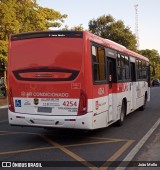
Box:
<box><xmin>11</xmin><ymin>31</ymin><xmax>83</xmax><ymax>41</ymax></box>
<box><xmin>10</xmin><ymin>36</ymin><xmax>83</xmax><ymax>82</ymax></box>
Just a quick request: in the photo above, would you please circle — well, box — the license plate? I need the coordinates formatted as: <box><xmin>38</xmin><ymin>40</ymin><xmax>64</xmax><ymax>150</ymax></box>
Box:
<box><xmin>37</xmin><ymin>107</ymin><xmax>52</xmax><ymax>113</ymax></box>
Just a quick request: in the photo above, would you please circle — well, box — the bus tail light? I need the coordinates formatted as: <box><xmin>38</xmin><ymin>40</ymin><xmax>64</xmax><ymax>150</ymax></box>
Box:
<box><xmin>78</xmin><ymin>90</ymin><xmax>87</xmax><ymax>115</ymax></box>
<box><xmin>8</xmin><ymin>88</ymin><xmax>15</xmax><ymax>112</ymax></box>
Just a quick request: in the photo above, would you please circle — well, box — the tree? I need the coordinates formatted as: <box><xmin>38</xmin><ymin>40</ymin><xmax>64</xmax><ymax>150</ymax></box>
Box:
<box><xmin>62</xmin><ymin>24</ymin><xmax>85</xmax><ymax>31</ymax></box>
<box><xmin>70</xmin><ymin>24</ymin><xmax>84</xmax><ymax>31</ymax></box>
<box><xmin>0</xmin><ymin>40</ymin><xmax>8</xmax><ymax>63</ymax></box>
<box><xmin>0</xmin><ymin>0</ymin><xmax>20</xmax><ymax>41</ymax></box>
<box><xmin>0</xmin><ymin>0</ymin><xmax>67</xmax><ymax>40</ymax></box>
<box><xmin>0</xmin><ymin>0</ymin><xmax>67</xmax><ymax>62</ymax></box>
<box><xmin>88</xmin><ymin>15</ymin><xmax>137</xmax><ymax>51</ymax></box>
<box><xmin>138</xmin><ymin>49</ymin><xmax>160</xmax><ymax>78</ymax></box>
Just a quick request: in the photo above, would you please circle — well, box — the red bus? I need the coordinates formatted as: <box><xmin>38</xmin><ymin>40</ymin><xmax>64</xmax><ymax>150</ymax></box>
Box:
<box><xmin>8</xmin><ymin>31</ymin><xmax>150</xmax><ymax>130</ymax></box>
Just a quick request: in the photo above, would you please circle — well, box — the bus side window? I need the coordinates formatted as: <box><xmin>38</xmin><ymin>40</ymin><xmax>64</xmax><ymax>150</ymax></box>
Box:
<box><xmin>130</xmin><ymin>62</ymin><xmax>136</xmax><ymax>82</ymax></box>
<box><xmin>92</xmin><ymin>55</ymin><xmax>99</xmax><ymax>80</ymax></box>
<box><xmin>117</xmin><ymin>54</ymin><xmax>122</xmax><ymax>80</ymax></box>
<box><xmin>125</xmin><ymin>56</ymin><xmax>130</xmax><ymax>79</ymax></box>
<box><xmin>92</xmin><ymin>45</ymin><xmax>106</xmax><ymax>82</ymax></box>
<box><xmin>92</xmin><ymin>46</ymin><xmax>99</xmax><ymax>80</ymax></box>
<box><xmin>117</xmin><ymin>54</ymin><xmax>130</xmax><ymax>81</ymax></box>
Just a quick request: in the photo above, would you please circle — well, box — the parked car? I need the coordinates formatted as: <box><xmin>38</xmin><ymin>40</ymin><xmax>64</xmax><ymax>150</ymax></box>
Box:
<box><xmin>152</xmin><ymin>79</ymin><xmax>160</xmax><ymax>86</ymax></box>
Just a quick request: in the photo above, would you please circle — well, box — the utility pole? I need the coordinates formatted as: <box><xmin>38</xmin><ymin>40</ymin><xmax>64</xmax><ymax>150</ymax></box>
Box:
<box><xmin>135</xmin><ymin>4</ymin><xmax>140</xmax><ymax>49</ymax></box>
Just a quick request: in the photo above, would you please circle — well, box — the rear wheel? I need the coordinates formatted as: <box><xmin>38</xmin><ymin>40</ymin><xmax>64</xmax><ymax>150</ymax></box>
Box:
<box><xmin>117</xmin><ymin>101</ymin><xmax>126</xmax><ymax>126</ymax></box>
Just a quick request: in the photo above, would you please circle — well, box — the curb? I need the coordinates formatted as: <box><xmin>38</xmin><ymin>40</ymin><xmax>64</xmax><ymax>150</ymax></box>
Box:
<box><xmin>0</xmin><ymin>105</ymin><xmax>8</xmax><ymax>109</ymax></box>
<box><xmin>116</xmin><ymin>118</ymin><xmax>160</xmax><ymax>170</ymax></box>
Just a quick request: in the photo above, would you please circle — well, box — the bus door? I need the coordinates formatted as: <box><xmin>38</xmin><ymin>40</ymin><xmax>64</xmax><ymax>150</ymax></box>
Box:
<box><xmin>130</xmin><ymin>62</ymin><xmax>136</xmax><ymax>110</ymax></box>
<box><xmin>107</xmin><ymin>57</ymin><xmax>116</xmax><ymax>123</ymax></box>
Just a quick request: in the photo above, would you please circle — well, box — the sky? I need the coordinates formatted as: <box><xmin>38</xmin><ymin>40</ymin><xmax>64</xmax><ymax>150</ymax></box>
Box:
<box><xmin>37</xmin><ymin>0</ymin><xmax>160</xmax><ymax>53</ymax></box>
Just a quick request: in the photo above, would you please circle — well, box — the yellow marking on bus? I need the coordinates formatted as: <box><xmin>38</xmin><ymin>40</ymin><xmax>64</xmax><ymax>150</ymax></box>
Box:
<box><xmin>100</xmin><ymin>140</ymin><xmax>134</xmax><ymax>169</ymax></box>
<box><xmin>40</xmin><ymin>134</ymin><xmax>98</xmax><ymax>170</ymax></box>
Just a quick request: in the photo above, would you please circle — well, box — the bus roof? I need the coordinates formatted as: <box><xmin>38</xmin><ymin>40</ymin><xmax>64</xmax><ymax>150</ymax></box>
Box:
<box><xmin>84</xmin><ymin>31</ymin><xmax>149</xmax><ymax>62</ymax></box>
<box><xmin>11</xmin><ymin>30</ymin><xmax>149</xmax><ymax>62</ymax></box>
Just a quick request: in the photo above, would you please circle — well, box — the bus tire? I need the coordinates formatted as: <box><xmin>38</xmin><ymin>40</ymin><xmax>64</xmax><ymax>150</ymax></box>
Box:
<box><xmin>139</xmin><ymin>93</ymin><xmax>147</xmax><ymax>111</ymax></box>
<box><xmin>117</xmin><ymin>100</ymin><xmax>126</xmax><ymax>127</ymax></box>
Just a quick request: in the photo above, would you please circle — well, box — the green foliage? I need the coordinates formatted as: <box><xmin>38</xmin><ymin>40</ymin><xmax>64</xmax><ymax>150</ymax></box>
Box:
<box><xmin>138</xmin><ymin>49</ymin><xmax>160</xmax><ymax>78</ymax></box>
<box><xmin>0</xmin><ymin>0</ymin><xmax>67</xmax><ymax>40</ymax></box>
<box><xmin>0</xmin><ymin>40</ymin><xmax>8</xmax><ymax>57</ymax></box>
<box><xmin>0</xmin><ymin>0</ymin><xmax>20</xmax><ymax>40</ymax></box>
<box><xmin>89</xmin><ymin>14</ymin><xmax>114</xmax><ymax>35</ymax></box>
<box><xmin>0</xmin><ymin>40</ymin><xmax>8</xmax><ymax>63</ymax></box>
<box><xmin>62</xmin><ymin>24</ymin><xmax>85</xmax><ymax>31</ymax></box>
<box><xmin>0</xmin><ymin>0</ymin><xmax>67</xmax><ymax>64</ymax></box>
<box><xmin>71</xmin><ymin>24</ymin><xmax>84</xmax><ymax>31</ymax></box>
<box><xmin>89</xmin><ymin>15</ymin><xmax>137</xmax><ymax>51</ymax></box>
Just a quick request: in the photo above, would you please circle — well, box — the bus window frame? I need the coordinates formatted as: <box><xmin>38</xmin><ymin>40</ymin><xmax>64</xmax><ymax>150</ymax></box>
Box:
<box><xmin>105</xmin><ymin>48</ymin><xmax>117</xmax><ymax>83</ymax></box>
<box><xmin>136</xmin><ymin>59</ymin><xmax>149</xmax><ymax>81</ymax></box>
<box><xmin>116</xmin><ymin>53</ymin><xmax>131</xmax><ymax>83</ymax></box>
<box><xmin>91</xmin><ymin>42</ymin><xmax>108</xmax><ymax>85</ymax></box>
<box><xmin>91</xmin><ymin>42</ymin><xmax>149</xmax><ymax>85</ymax></box>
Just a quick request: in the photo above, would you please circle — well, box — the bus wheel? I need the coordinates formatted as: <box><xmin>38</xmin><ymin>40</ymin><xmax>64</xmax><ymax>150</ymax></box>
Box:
<box><xmin>117</xmin><ymin>101</ymin><xmax>126</xmax><ymax>126</ymax></box>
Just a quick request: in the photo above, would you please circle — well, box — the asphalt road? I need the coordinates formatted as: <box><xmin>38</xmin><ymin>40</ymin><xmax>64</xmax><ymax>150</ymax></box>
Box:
<box><xmin>0</xmin><ymin>87</ymin><xmax>160</xmax><ymax>169</ymax></box>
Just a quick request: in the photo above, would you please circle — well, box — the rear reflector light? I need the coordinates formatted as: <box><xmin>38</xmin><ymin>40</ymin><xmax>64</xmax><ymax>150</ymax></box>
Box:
<box><xmin>78</xmin><ymin>90</ymin><xmax>87</xmax><ymax>115</ymax></box>
<box><xmin>8</xmin><ymin>88</ymin><xmax>15</xmax><ymax>112</ymax></box>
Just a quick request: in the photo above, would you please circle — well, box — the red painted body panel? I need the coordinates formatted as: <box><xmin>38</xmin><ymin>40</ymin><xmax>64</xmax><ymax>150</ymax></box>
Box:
<box><xmin>7</xmin><ymin>31</ymin><xmax>149</xmax><ymax>129</ymax></box>
<box><xmin>8</xmin><ymin>37</ymin><xmax>85</xmax><ymax>99</ymax></box>
<box><xmin>8</xmin><ymin>31</ymin><xmax>148</xmax><ymax>112</ymax></box>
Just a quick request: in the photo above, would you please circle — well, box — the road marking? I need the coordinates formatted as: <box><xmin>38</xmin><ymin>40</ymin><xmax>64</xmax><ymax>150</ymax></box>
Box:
<box><xmin>0</xmin><ymin>130</ymin><xmax>39</xmax><ymax>135</ymax></box>
<box><xmin>66</xmin><ymin>140</ymin><xmax>123</xmax><ymax>147</ymax></box>
<box><xmin>0</xmin><ymin>131</ymin><xmax>128</xmax><ymax>160</ymax></box>
<box><xmin>0</xmin><ymin>120</ymin><xmax>8</xmax><ymax>123</ymax></box>
<box><xmin>0</xmin><ymin>146</ymin><xmax>57</xmax><ymax>155</ymax></box>
<box><xmin>101</xmin><ymin>140</ymin><xmax>134</xmax><ymax>169</ymax></box>
<box><xmin>0</xmin><ymin>129</ymin><xmax>135</xmax><ymax>168</ymax></box>
<box><xmin>88</xmin><ymin>136</ymin><xmax>128</xmax><ymax>142</ymax></box>
<box><xmin>116</xmin><ymin>118</ymin><xmax>160</xmax><ymax>170</ymax></box>
<box><xmin>0</xmin><ymin>130</ymin><xmax>131</xmax><ymax>142</ymax></box>
<box><xmin>40</xmin><ymin>134</ymin><xmax>97</xmax><ymax>170</ymax></box>
<box><xmin>0</xmin><ymin>138</ymin><xmax>124</xmax><ymax>156</ymax></box>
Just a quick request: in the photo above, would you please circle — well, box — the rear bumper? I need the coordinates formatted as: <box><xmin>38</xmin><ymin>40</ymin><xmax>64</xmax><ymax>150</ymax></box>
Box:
<box><xmin>8</xmin><ymin>110</ymin><xmax>93</xmax><ymax>130</ymax></box>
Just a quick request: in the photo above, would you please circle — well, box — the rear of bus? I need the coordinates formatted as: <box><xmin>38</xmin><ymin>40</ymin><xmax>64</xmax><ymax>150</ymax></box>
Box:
<box><xmin>8</xmin><ymin>31</ymin><xmax>93</xmax><ymax>129</ymax></box>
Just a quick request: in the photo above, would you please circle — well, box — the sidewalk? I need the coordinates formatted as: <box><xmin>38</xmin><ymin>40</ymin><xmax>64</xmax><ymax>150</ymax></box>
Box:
<box><xmin>130</xmin><ymin>123</ymin><xmax>160</xmax><ymax>170</ymax></box>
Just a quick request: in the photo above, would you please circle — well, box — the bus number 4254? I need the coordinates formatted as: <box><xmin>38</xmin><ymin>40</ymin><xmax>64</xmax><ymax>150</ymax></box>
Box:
<box><xmin>62</xmin><ymin>101</ymin><xmax>77</xmax><ymax>107</ymax></box>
